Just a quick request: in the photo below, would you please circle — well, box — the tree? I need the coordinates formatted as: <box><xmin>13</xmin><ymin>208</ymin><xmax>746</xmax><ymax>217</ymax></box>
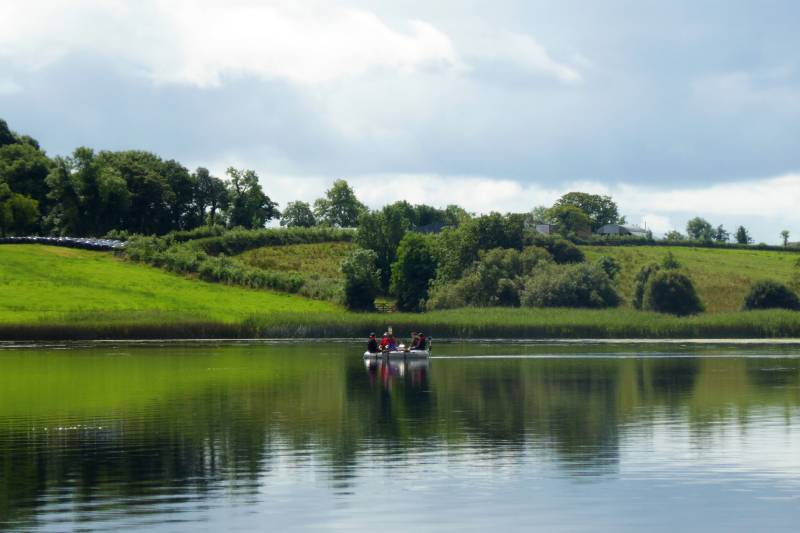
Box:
<box><xmin>0</xmin><ymin>118</ymin><xmax>16</xmax><ymax>147</ymax></box>
<box><xmin>552</xmin><ymin>192</ymin><xmax>622</xmax><ymax>231</ymax></box>
<box><xmin>735</xmin><ymin>225</ymin><xmax>752</xmax><ymax>245</ymax></box>
<box><xmin>356</xmin><ymin>203</ymin><xmax>413</xmax><ymax>290</ymax></box>
<box><xmin>341</xmin><ymin>249</ymin><xmax>381</xmax><ymax>311</ymax></box>
<box><xmin>0</xmin><ymin>181</ymin><xmax>39</xmax><ymax>236</ymax></box>
<box><xmin>530</xmin><ymin>205</ymin><xmax>552</xmax><ymax>224</ymax></box>
<box><xmin>226</xmin><ymin>167</ymin><xmax>279</xmax><ymax>229</ymax></box>
<box><xmin>0</xmin><ymin>142</ymin><xmax>52</xmax><ymax>211</ymax></box>
<box><xmin>664</xmin><ymin>230</ymin><xmax>685</xmax><ymax>241</ymax></box>
<box><xmin>391</xmin><ymin>233</ymin><xmax>437</xmax><ymax>312</ymax></box>
<box><xmin>781</xmin><ymin>230</ymin><xmax>790</xmax><ymax>246</ymax></box>
<box><xmin>714</xmin><ymin>225</ymin><xmax>730</xmax><ymax>243</ymax></box>
<box><xmin>548</xmin><ymin>205</ymin><xmax>591</xmax><ymax>236</ymax></box>
<box><xmin>313</xmin><ymin>179</ymin><xmax>366</xmax><ymax>227</ymax></box>
<box><xmin>522</xmin><ymin>263</ymin><xmax>620</xmax><ymax>308</ymax></box>
<box><xmin>686</xmin><ymin>217</ymin><xmax>714</xmax><ymax>241</ymax></box>
<box><xmin>280</xmin><ymin>201</ymin><xmax>316</xmax><ymax>227</ymax></box>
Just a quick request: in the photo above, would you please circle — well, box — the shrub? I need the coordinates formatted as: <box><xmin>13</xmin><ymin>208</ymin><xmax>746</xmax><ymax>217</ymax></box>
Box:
<box><xmin>643</xmin><ymin>270</ymin><xmax>703</xmax><ymax>315</ymax></box>
<box><xmin>662</xmin><ymin>251</ymin><xmax>681</xmax><ymax>269</ymax></box>
<box><xmin>426</xmin><ymin>247</ymin><xmax>551</xmax><ymax>310</ymax></box>
<box><xmin>547</xmin><ymin>239</ymin><xmax>584</xmax><ymax>264</ymax></box>
<box><xmin>522</xmin><ymin>263</ymin><xmax>620</xmax><ymax>308</ymax></box>
<box><xmin>597</xmin><ymin>256</ymin><xmax>620</xmax><ymax>279</ymax></box>
<box><xmin>632</xmin><ymin>263</ymin><xmax>660</xmax><ymax>310</ymax></box>
<box><xmin>341</xmin><ymin>249</ymin><xmax>380</xmax><ymax>311</ymax></box>
<box><xmin>742</xmin><ymin>280</ymin><xmax>800</xmax><ymax>311</ymax></box>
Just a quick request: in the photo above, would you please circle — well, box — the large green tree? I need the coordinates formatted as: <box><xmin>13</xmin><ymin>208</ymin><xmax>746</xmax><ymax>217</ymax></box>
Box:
<box><xmin>280</xmin><ymin>200</ymin><xmax>316</xmax><ymax>228</ymax></box>
<box><xmin>390</xmin><ymin>232</ymin><xmax>438</xmax><ymax>312</ymax></box>
<box><xmin>356</xmin><ymin>202</ymin><xmax>413</xmax><ymax>290</ymax></box>
<box><xmin>0</xmin><ymin>181</ymin><xmax>39</xmax><ymax>236</ymax></box>
<box><xmin>226</xmin><ymin>167</ymin><xmax>279</xmax><ymax>229</ymax></box>
<box><xmin>552</xmin><ymin>192</ymin><xmax>622</xmax><ymax>231</ymax></box>
<box><xmin>686</xmin><ymin>217</ymin><xmax>714</xmax><ymax>241</ymax></box>
<box><xmin>313</xmin><ymin>179</ymin><xmax>366</xmax><ymax>227</ymax></box>
<box><xmin>735</xmin><ymin>225</ymin><xmax>752</xmax><ymax>245</ymax></box>
<box><xmin>548</xmin><ymin>205</ymin><xmax>591</xmax><ymax>237</ymax></box>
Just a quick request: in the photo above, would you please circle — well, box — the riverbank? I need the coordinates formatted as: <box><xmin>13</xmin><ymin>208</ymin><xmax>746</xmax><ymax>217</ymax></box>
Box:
<box><xmin>4</xmin><ymin>244</ymin><xmax>800</xmax><ymax>341</ymax></box>
<box><xmin>4</xmin><ymin>308</ymin><xmax>800</xmax><ymax>340</ymax></box>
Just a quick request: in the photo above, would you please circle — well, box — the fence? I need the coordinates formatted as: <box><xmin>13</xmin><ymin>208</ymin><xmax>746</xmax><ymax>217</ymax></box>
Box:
<box><xmin>0</xmin><ymin>236</ymin><xmax>126</xmax><ymax>251</ymax></box>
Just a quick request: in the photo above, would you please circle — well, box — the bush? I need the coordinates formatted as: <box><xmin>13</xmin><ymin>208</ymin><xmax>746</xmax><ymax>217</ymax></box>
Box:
<box><xmin>597</xmin><ymin>256</ymin><xmax>620</xmax><ymax>279</ymax></box>
<box><xmin>522</xmin><ymin>263</ymin><xmax>620</xmax><ymax>308</ymax></box>
<box><xmin>547</xmin><ymin>239</ymin><xmax>585</xmax><ymax>264</ymax></box>
<box><xmin>742</xmin><ymin>280</ymin><xmax>800</xmax><ymax>311</ymax></box>
<box><xmin>341</xmin><ymin>249</ymin><xmax>380</xmax><ymax>311</ymax></box>
<box><xmin>662</xmin><ymin>251</ymin><xmax>681</xmax><ymax>269</ymax></box>
<box><xmin>632</xmin><ymin>263</ymin><xmax>660</xmax><ymax>310</ymax></box>
<box><xmin>643</xmin><ymin>270</ymin><xmax>703</xmax><ymax>315</ymax></box>
<box><xmin>426</xmin><ymin>247</ymin><xmax>551</xmax><ymax>310</ymax></box>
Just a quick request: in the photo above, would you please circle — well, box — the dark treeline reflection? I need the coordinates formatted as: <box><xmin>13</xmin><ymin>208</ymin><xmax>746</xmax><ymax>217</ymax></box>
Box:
<box><xmin>1</xmin><ymin>344</ymin><xmax>799</xmax><ymax>526</ymax></box>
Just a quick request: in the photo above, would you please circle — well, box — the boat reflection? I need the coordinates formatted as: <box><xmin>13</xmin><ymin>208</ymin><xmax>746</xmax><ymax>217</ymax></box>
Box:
<box><xmin>364</xmin><ymin>356</ymin><xmax>430</xmax><ymax>391</ymax></box>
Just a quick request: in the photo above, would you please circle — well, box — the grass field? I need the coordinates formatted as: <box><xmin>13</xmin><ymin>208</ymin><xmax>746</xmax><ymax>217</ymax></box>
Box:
<box><xmin>0</xmin><ymin>245</ymin><xmax>338</xmax><ymax>324</ymax></box>
<box><xmin>582</xmin><ymin>245</ymin><xmax>799</xmax><ymax>312</ymax></box>
<box><xmin>4</xmin><ymin>244</ymin><xmax>800</xmax><ymax>340</ymax></box>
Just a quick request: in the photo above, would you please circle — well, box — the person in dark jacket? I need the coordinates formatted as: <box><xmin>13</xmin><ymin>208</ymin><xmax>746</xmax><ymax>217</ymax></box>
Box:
<box><xmin>415</xmin><ymin>332</ymin><xmax>427</xmax><ymax>350</ymax></box>
<box><xmin>367</xmin><ymin>333</ymin><xmax>379</xmax><ymax>353</ymax></box>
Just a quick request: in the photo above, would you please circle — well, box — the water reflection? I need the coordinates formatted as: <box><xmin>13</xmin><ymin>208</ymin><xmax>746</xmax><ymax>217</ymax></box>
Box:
<box><xmin>364</xmin><ymin>356</ymin><xmax>430</xmax><ymax>391</ymax></box>
<box><xmin>0</xmin><ymin>342</ymin><xmax>798</xmax><ymax>531</ymax></box>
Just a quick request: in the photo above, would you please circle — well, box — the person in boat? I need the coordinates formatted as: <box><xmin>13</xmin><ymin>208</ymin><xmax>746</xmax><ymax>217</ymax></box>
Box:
<box><xmin>409</xmin><ymin>332</ymin><xmax>418</xmax><ymax>351</ymax></box>
<box><xmin>379</xmin><ymin>332</ymin><xmax>390</xmax><ymax>352</ymax></box>
<box><xmin>367</xmin><ymin>333</ymin><xmax>379</xmax><ymax>354</ymax></box>
<box><xmin>413</xmin><ymin>332</ymin><xmax>427</xmax><ymax>351</ymax></box>
<box><xmin>387</xmin><ymin>332</ymin><xmax>399</xmax><ymax>351</ymax></box>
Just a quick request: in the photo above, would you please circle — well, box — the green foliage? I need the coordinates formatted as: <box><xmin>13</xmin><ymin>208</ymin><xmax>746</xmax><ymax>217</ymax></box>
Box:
<box><xmin>0</xmin><ymin>142</ymin><xmax>51</xmax><ymax>208</ymax></box>
<box><xmin>0</xmin><ymin>182</ymin><xmax>39</xmax><ymax>236</ymax></box>
<box><xmin>686</xmin><ymin>217</ymin><xmax>714</xmax><ymax>242</ymax></box>
<box><xmin>341</xmin><ymin>249</ymin><xmax>381</xmax><ymax>311</ymax></box>
<box><xmin>0</xmin><ymin>118</ymin><xmax>15</xmax><ymax>147</ymax></box>
<box><xmin>313</xmin><ymin>179</ymin><xmax>366</xmax><ymax>227</ymax></box>
<box><xmin>742</xmin><ymin>280</ymin><xmax>799</xmax><ymax>311</ymax></box>
<box><xmin>632</xmin><ymin>263</ymin><xmax>661</xmax><ymax>310</ymax></box>
<box><xmin>643</xmin><ymin>270</ymin><xmax>704</xmax><ymax>315</ymax></box>
<box><xmin>661</xmin><ymin>251</ymin><xmax>681</xmax><ymax>269</ymax></box>
<box><xmin>552</xmin><ymin>192</ymin><xmax>621</xmax><ymax>231</ymax></box>
<box><xmin>714</xmin><ymin>225</ymin><xmax>730</xmax><ymax>243</ymax></box>
<box><xmin>781</xmin><ymin>230</ymin><xmax>790</xmax><ymax>246</ymax></box>
<box><xmin>548</xmin><ymin>204</ymin><xmax>591</xmax><ymax>236</ymax></box>
<box><xmin>664</xmin><ymin>230</ymin><xmax>685</xmax><ymax>241</ymax></box>
<box><xmin>522</xmin><ymin>263</ymin><xmax>620</xmax><ymax>308</ymax></box>
<box><xmin>597</xmin><ymin>256</ymin><xmax>621</xmax><ymax>279</ymax></box>
<box><xmin>547</xmin><ymin>238</ymin><xmax>585</xmax><ymax>264</ymax></box>
<box><xmin>735</xmin><ymin>225</ymin><xmax>752</xmax><ymax>245</ymax></box>
<box><xmin>280</xmin><ymin>201</ymin><xmax>316</xmax><ymax>227</ymax></box>
<box><xmin>391</xmin><ymin>233</ymin><xmax>437</xmax><ymax>312</ymax></box>
<box><xmin>356</xmin><ymin>203</ymin><xmax>413</xmax><ymax>290</ymax></box>
<box><xmin>427</xmin><ymin>247</ymin><xmax>551</xmax><ymax>310</ymax></box>
<box><xmin>225</xmin><ymin>167</ymin><xmax>279</xmax><ymax>229</ymax></box>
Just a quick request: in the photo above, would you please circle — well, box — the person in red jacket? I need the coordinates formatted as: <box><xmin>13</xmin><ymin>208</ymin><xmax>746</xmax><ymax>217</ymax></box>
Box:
<box><xmin>379</xmin><ymin>333</ymin><xmax>390</xmax><ymax>351</ymax></box>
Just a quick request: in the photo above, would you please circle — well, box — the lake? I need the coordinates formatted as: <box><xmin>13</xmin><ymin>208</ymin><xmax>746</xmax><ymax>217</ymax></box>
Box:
<box><xmin>1</xmin><ymin>340</ymin><xmax>799</xmax><ymax>532</ymax></box>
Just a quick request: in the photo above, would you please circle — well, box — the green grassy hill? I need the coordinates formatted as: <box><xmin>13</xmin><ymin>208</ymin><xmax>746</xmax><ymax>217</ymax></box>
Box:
<box><xmin>239</xmin><ymin>241</ymin><xmax>356</xmax><ymax>283</ymax></box>
<box><xmin>582</xmin><ymin>245</ymin><xmax>799</xmax><ymax>312</ymax></box>
<box><xmin>0</xmin><ymin>245</ymin><xmax>339</xmax><ymax>324</ymax></box>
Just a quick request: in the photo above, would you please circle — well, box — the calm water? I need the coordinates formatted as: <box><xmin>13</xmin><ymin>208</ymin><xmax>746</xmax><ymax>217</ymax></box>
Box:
<box><xmin>1</xmin><ymin>341</ymin><xmax>799</xmax><ymax>532</ymax></box>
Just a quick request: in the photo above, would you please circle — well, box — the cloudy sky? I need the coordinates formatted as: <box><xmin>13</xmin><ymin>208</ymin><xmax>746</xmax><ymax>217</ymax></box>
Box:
<box><xmin>2</xmin><ymin>0</ymin><xmax>799</xmax><ymax>242</ymax></box>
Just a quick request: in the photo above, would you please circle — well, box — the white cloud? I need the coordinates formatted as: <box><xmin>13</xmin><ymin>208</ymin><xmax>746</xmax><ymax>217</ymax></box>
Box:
<box><xmin>468</xmin><ymin>31</ymin><xmax>583</xmax><ymax>84</ymax></box>
<box><xmin>0</xmin><ymin>0</ymin><xmax>460</xmax><ymax>86</ymax></box>
<box><xmin>0</xmin><ymin>78</ymin><xmax>22</xmax><ymax>95</ymax></box>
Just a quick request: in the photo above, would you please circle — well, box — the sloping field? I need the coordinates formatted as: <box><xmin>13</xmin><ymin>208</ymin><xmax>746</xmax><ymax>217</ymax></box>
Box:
<box><xmin>582</xmin><ymin>245</ymin><xmax>800</xmax><ymax>312</ymax></box>
<box><xmin>238</xmin><ymin>241</ymin><xmax>356</xmax><ymax>281</ymax></box>
<box><xmin>0</xmin><ymin>245</ymin><xmax>339</xmax><ymax>323</ymax></box>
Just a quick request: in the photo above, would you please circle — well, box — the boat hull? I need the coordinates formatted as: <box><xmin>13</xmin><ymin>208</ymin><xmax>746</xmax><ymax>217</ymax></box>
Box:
<box><xmin>363</xmin><ymin>350</ymin><xmax>430</xmax><ymax>358</ymax></box>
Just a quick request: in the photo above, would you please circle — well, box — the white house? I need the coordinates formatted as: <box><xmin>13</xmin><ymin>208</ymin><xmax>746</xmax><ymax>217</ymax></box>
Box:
<box><xmin>596</xmin><ymin>224</ymin><xmax>649</xmax><ymax>238</ymax></box>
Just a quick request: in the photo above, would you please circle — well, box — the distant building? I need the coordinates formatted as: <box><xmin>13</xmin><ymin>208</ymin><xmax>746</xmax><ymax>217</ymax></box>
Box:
<box><xmin>531</xmin><ymin>223</ymin><xmax>557</xmax><ymax>235</ymax></box>
<box><xmin>596</xmin><ymin>224</ymin><xmax>649</xmax><ymax>238</ymax></box>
